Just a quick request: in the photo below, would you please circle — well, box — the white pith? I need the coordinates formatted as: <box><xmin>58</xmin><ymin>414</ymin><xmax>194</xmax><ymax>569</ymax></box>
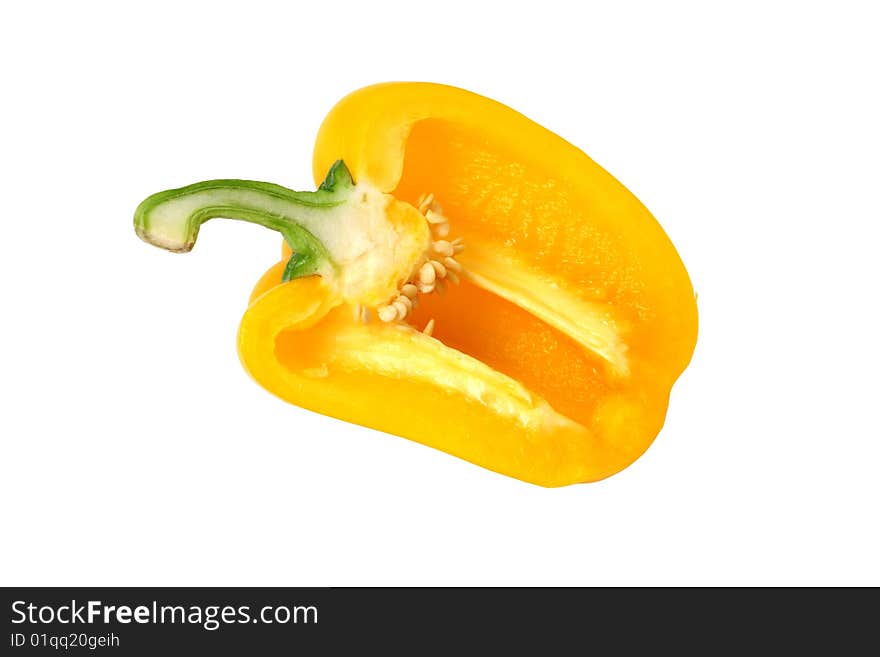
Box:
<box><xmin>320</xmin><ymin>183</ymin><xmax>431</xmax><ymax>307</ymax></box>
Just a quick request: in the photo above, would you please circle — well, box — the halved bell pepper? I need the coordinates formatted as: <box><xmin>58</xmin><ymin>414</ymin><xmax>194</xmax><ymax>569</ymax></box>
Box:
<box><xmin>135</xmin><ymin>82</ymin><xmax>697</xmax><ymax>487</ymax></box>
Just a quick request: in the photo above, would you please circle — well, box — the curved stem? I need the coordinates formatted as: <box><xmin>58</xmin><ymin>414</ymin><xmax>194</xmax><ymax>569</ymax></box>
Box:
<box><xmin>134</xmin><ymin>161</ymin><xmax>355</xmax><ymax>281</ymax></box>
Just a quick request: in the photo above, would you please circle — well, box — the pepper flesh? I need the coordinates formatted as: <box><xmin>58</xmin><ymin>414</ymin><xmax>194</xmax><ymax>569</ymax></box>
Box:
<box><xmin>239</xmin><ymin>82</ymin><xmax>698</xmax><ymax>486</ymax></box>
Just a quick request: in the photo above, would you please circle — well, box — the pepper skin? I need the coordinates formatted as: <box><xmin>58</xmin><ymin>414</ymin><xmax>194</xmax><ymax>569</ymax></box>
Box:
<box><xmin>237</xmin><ymin>82</ymin><xmax>698</xmax><ymax>486</ymax></box>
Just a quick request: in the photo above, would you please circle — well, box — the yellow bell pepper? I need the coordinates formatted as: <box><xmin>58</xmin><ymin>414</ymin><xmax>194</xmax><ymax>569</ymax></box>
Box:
<box><xmin>135</xmin><ymin>82</ymin><xmax>697</xmax><ymax>486</ymax></box>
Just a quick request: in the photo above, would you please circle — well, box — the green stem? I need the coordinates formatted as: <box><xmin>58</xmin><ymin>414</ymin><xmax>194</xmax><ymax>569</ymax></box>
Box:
<box><xmin>134</xmin><ymin>161</ymin><xmax>355</xmax><ymax>281</ymax></box>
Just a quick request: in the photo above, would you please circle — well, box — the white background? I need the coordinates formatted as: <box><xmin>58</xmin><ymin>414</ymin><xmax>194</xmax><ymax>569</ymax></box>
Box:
<box><xmin>1</xmin><ymin>1</ymin><xmax>877</xmax><ymax>586</ymax></box>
